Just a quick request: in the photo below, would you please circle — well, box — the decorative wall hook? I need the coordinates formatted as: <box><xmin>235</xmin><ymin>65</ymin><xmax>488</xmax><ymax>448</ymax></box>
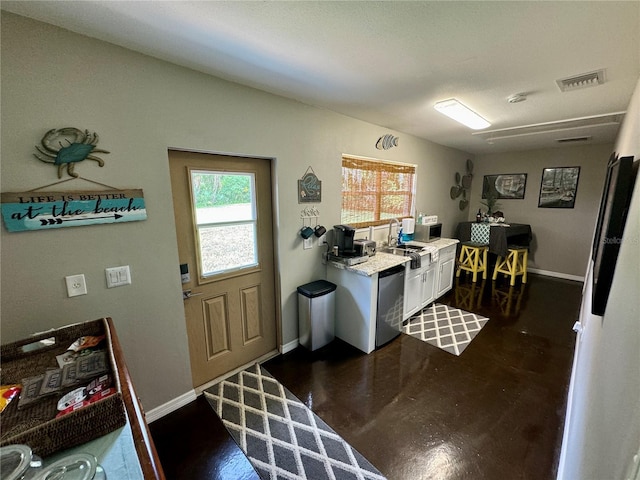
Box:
<box><xmin>300</xmin><ymin>206</ymin><xmax>320</xmax><ymax>218</ymax></box>
<box><xmin>300</xmin><ymin>206</ymin><xmax>321</xmax><ymax>239</ymax></box>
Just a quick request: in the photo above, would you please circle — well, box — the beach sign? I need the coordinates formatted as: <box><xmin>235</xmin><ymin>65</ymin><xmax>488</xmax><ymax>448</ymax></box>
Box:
<box><xmin>1</xmin><ymin>189</ymin><xmax>147</xmax><ymax>232</ymax></box>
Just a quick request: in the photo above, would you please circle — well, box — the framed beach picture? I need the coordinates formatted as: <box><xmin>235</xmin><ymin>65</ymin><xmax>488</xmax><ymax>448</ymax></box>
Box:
<box><xmin>482</xmin><ymin>173</ymin><xmax>527</xmax><ymax>199</ymax></box>
<box><xmin>538</xmin><ymin>166</ymin><xmax>580</xmax><ymax>208</ymax></box>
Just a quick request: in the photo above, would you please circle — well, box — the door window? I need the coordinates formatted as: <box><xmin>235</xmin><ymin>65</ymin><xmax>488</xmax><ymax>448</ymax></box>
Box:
<box><xmin>189</xmin><ymin>169</ymin><xmax>258</xmax><ymax>278</ymax></box>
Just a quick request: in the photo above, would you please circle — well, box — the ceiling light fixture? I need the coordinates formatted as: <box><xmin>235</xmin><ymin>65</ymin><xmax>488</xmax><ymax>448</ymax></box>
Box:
<box><xmin>434</xmin><ymin>99</ymin><xmax>491</xmax><ymax>130</ymax></box>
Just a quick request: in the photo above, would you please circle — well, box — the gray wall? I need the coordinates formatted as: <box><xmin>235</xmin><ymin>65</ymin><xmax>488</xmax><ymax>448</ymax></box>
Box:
<box><xmin>558</xmin><ymin>78</ymin><xmax>640</xmax><ymax>479</ymax></box>
<box><xmin>471</xmin><ymin>145</ymin><xmax>612</xmax><ymax>279</ymax></box>
<box><xmin>0</xmin><ymin>13</ymin><xmax>470</xmax><ymax>410</ymax></box>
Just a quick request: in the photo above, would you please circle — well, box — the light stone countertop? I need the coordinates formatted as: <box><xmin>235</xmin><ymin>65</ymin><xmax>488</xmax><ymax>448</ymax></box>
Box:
<box><xmin>328</xmin><ymin>237</ymin><xmax>459</xmax><ymax>277</ymax></box>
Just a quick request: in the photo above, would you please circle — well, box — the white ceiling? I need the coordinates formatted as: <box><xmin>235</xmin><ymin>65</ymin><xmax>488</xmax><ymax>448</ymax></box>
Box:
<box><xmin>3</xmin><ymin>1</ymin><xmax>639</xmax><ymax>154</ymax></box>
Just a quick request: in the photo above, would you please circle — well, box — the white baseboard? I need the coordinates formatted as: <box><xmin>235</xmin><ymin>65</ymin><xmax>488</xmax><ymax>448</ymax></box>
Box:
<box><xmin>146</xmin><ymin>349</ymin><xmax>283</xmax><ymax>423</ymax></box>
<box><xmin>528</xmin><ymin>268</ymin><xmax>584</xmax><ymax>283</ymax></box>
<box><xmin>145</xmin><ymin>389</ymin><xmax>197</xmax><ymax>423</ymax></box>
<box><xmin>282</xmin><ymin>338</ymin><xmax>299</xmax><ymax>354</ymax></box>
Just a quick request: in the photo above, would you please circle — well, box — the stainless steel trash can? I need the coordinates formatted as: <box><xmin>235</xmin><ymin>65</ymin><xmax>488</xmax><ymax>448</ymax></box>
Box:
<box><xmin>297</xmin><ymin>280</ymin><xmax>336</xmax><ymax>351</ymax></box>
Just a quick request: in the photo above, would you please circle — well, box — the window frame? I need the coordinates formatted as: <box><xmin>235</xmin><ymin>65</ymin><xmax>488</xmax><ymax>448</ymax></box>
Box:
<box><xmin>188</xmin><ymin>168</ymin><xmax>259</xmax><ymax>281</ymax></box>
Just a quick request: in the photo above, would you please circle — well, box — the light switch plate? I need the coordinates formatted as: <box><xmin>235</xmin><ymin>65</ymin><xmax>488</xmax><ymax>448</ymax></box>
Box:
<box><xmin>65</xmin><ymin>274</ymin><xmax>87</xmax><ymax>297</ymax></box>
<box><xmin>106</xmin><ymin>265</ymin><xmax>131</xmax><ymax>288</ymax></box>
<box><xmin>303</xmin><ymin>237</ymin><xmax>313</xmax><ymax>250</ymax></box>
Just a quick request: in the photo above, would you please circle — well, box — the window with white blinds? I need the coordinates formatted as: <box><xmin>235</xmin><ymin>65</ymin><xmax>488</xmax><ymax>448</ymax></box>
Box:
<box><xmin>341</xmin><ymin>155</ymin><xmax>416</xmax><ymax>228</ymax></box>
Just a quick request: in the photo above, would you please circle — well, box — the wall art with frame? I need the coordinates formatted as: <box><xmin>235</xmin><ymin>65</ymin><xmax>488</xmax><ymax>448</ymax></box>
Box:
<box><xmin>482</xmin><ymin>173</ymin><xmax>527</xmax><ymax>199</ymax></box>
<box><xmin>591</xmin><ymin>155</ymin><xmax>637</xmax><ymax>315</ymax></box>
<box><xmin>538</xmin><ymin>166</ymin><xmax>580</xmax><ymax>208</ymax></box>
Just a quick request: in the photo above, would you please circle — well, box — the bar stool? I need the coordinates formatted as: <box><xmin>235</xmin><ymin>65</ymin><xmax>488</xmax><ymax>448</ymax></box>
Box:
<box><xmin>492</xmin><ymin>246</ymin><xmax>528</xmax><ymax>286</ymax></box>
<box><xmin>456</xmin><ymin>242</ymin><xmax>489</xmax><ymax>282</ymax></box>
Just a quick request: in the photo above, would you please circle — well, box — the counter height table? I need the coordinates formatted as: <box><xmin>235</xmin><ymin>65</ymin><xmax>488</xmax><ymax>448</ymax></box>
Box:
<box><xmin>455</xmin><ymin>222</ymin><xmax>532</xmax><ymax>258</ymax></box>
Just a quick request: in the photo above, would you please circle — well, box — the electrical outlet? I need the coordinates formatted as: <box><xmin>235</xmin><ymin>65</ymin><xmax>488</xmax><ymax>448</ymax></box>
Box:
<box><xmin>65</xmin><ymin>274</ymin><xmax>87</xmax><ymax>297</ymax></box>
<box><xmin>303</xmin><ymin>237</ymin><xmax>313</xmax><ymax>250</ymax></box>
<box><xmin>317</xmin><ymin>233</ymin><xmax>327</xmax><ymax>246</ymax></box>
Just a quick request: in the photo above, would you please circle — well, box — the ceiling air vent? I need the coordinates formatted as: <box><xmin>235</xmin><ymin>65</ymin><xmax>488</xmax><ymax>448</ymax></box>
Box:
<box><xmin>557</xmin><ymin>69</ymin><xmax>606</xmax><ymax>92</ymax></box>
<box><xmin>557</xmin><ymin>136</ymin><xmax>592</xmax><ymax>144</ymax></box>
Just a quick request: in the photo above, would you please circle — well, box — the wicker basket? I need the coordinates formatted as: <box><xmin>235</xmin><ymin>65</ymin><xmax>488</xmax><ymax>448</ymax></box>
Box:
<box><xmin>0</xmin><ymin>318</ymin><xmax>126</xmax><ymax>457</ymax></box>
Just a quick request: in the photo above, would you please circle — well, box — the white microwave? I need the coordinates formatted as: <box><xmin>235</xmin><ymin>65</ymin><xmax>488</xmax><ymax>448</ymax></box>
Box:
<box><xmin>413</xmin><ymin>223</ymin><xmax>442</xmax><ymax>243</ymax></box>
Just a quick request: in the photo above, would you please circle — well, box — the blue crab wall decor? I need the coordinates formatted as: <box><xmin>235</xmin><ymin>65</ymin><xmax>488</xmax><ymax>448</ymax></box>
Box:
<box><xmin>34</xmin><ymin>127</ymin><xmax>110</xmax><ymax>178</ymax></box>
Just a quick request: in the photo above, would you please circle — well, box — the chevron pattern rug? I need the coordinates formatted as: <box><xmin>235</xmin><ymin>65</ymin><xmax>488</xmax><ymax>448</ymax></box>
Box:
<box><xmin>204</xmin><ymin>364</ymin><xmax>386</xmax><ymax>480</ymax></box>
<box><xmin>403</xmin><ymin>303</ymin><xmax>489</xmax><ymax>356</ymax></box>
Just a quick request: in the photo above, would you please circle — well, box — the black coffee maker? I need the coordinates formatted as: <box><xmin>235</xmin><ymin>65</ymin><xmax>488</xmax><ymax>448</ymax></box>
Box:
<box><xmin>333</xmin><ymin>225</ymin><xmax>356</xmax><ymax>256</ymax></box>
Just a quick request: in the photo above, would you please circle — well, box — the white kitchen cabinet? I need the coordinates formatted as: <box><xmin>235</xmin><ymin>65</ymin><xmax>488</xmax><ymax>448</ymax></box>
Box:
<box><xmin>436</xmin><ymin>244</ymin><xmax>457</xmax><ymax>298</ymax></box>
<box><xmin>403</xmin><ymin>254</ymin><xmax>437</xmax><ymax>319</ymax></box>
<box><xmin>327</xmin><ymin>266</ymin><xmax>379</xmax><ymax>354</ymax></box>
<box><xmin>404</xmin><ymin>263</ymin><xmax>423</xmax><ymax>318</ymax></box>
<box><xmin>326</xmin><ymin>252</ymin><xmax>409</xmax><ymax>354</ymax></box>
<box><xmin>422</xmin><ymin>261</ymin><xmax>437</xmax><ymax>306</ymax></box>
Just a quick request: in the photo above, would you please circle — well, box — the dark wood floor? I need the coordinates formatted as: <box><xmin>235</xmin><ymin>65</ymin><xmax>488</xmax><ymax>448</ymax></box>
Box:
<box><xmin>150</xmin><ymin>273</ymin><xmax>582</xmax><ymax>479</ymax></box>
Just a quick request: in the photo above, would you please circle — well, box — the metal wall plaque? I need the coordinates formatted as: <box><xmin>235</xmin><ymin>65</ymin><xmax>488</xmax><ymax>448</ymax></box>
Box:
<box><xmin>298</xmin><ymin>167</ymin><xmax>321</xmax><ymax>203</ymax></box>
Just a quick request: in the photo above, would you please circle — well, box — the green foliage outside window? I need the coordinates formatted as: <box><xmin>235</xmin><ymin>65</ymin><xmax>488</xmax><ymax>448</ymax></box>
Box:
<box><xmin>192</xmin><ymin>173</ymin><xmax>251</xmax><ymax>208</ymax></box>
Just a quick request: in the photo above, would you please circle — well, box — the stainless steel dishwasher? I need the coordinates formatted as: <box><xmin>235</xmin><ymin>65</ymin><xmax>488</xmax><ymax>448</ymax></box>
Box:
<box><xmin>376</xmin><ymin>264</ymin><xmax>405</xmax><ymax>347</ymax></box>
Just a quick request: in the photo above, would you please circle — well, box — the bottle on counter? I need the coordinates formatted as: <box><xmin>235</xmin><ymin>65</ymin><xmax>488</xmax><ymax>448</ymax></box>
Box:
<box><xmin>476</xmin><ymin>209</ymin><xmax>482</xmax><ymax>223</ymax></box>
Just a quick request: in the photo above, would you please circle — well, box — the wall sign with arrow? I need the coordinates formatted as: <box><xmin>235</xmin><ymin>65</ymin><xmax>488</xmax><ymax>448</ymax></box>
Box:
<box><xmin>2</xmin><ymin>127</ymin><xmax>148</xmax><ymax>232</ymax></box>
<box><xmin>1</xmin><ymin>189</ymin><xmax>147</xmax><ymax>232</ymax></box>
